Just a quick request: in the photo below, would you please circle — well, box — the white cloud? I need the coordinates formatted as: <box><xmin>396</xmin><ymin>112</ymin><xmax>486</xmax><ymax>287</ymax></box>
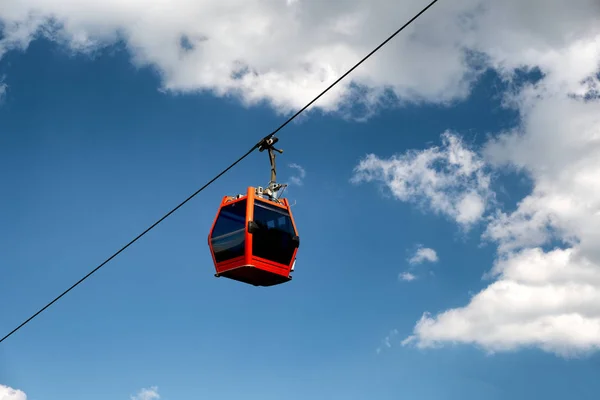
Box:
<box><xmin>351</xmin><ymin>131</ymin><xmax>493</xmax><ymax>228</ymax></box>
<box><xmin>399</xmin><ymin>272</ymin><xmax>417</xmax><ymax>282</ymax></box>
<box><xmin>288</xmin><ymin>163</ymin><xmax>306</xmax><ymax>186</ymax></box>
<box><xmin>0</xmin><ymin>384</ymin><xmax>27</xmax><ymax>400</ymax></box>
<box><xmin>0</xmin><ymin>0</ymin><xmax>476</xmax><ymax>115</ymax></box>
<box><xmin>404</xmin><ymin>247</ymin><xmax>600</xmax><ymax>357</ymax></box>
<box><xmin>131</xmin><ymin>386</ymin><xmax>160</xmax><ymax>400</ymax></box>
<box><xmin>409</xmin><ymin>246</ymin><xmax>439</xmax><ymax>265</ymax></box>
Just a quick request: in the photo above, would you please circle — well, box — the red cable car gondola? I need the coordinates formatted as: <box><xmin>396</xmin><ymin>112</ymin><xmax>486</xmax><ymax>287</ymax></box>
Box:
<box><xmin>207</xmin><ymin>137</ymin><xmax>300</xmax><ymax>286</ymax></box>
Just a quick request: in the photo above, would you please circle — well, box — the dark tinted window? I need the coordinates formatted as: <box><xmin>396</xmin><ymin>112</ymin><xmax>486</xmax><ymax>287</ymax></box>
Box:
<box><xmin>251</xmin><ymin>200</ymin><xmax>297</xmax><ymax>265</ymax></box>
<box><xmin>211</xmin><ymin>199</ymin><xmax>247</xmax><ymax>262</ymax></box>
<box><xmin>211</xmin><ymin>200</ymin><xmax>247</xmax><ymax>238</ymax></box>
<box><xmin>252</xmin><ymin>201</ymin><xmax>295</xmax><ymax>235</ymax></box>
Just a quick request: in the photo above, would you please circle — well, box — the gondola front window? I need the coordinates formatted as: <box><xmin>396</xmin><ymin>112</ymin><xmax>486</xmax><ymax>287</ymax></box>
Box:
<box><xmin>211</xmin><ymin>199</ymin><xmax>247</xmax><ymax>262</ymax></box>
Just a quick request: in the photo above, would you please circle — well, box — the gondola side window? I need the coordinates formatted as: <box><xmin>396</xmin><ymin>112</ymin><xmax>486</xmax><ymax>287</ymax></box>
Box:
<box><xmin>251</xmin><ymin>200</ymin><xmax>297</xmax><ymax>265</ymax></box>
<box><xmin>211</xmin><ymin>199</ymin><xmax>247</xmax><ymax>262</ymax></box>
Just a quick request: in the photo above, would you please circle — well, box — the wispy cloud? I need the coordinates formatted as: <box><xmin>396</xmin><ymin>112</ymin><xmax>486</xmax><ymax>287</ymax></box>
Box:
<box><xmin>376</xmin><ymin>329</ymin><xmax>399</xmax><ymax>354</ymax></box>
<box><xmin>0</xmin><ymin>384</ymin><xmax>27</xmax><ymax>400</ymax></box>
<box><xmin>0</xmin><ymin>81</ymin><xmax>7</xmax><ymax>103</ymax></box>
<box><xmin>131</xmin><ymin>386</ymin><xmax>160</xmax><ymax>400</ymax></box>
<box><xmin>288</xmin><ymin>163</ymin><xmax>306</xmax><ymax>186</ymax></box>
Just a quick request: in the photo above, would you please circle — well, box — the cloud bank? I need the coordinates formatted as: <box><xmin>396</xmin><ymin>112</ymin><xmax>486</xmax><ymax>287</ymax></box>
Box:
<box><xmin>352</xmin><ymin>0</ymin><xmax>600</xmax><ymax>356</ymax></box>
<box><xmin>0</xmin><ymin>0</ymin><xmax>523</xmax><ymax>116</ymax></box>
<box><xmin>1</xmin><ymin>0</ymin><xmax>598</xmax><ymax>117</ymax></box>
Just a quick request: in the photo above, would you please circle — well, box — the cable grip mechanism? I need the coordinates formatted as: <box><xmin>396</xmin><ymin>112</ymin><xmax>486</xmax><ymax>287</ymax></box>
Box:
<box><xmin>258</xmin><ymin>136</ymin><xmax>286</xmax><ymax>200</ymax></box>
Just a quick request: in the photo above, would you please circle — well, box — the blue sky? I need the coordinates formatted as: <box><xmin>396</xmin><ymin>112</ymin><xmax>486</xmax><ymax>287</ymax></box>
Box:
<box><xmin>2</xmin><ymin>1</ymin><xmax>600</xmax><ymax>399</ymax></box>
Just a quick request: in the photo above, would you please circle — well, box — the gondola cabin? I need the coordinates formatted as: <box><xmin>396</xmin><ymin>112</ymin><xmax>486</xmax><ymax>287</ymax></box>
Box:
<box><xmin>208</xmin><ymin>186</ymin><xmax>300</xmax><ymax>287</ymax></box>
